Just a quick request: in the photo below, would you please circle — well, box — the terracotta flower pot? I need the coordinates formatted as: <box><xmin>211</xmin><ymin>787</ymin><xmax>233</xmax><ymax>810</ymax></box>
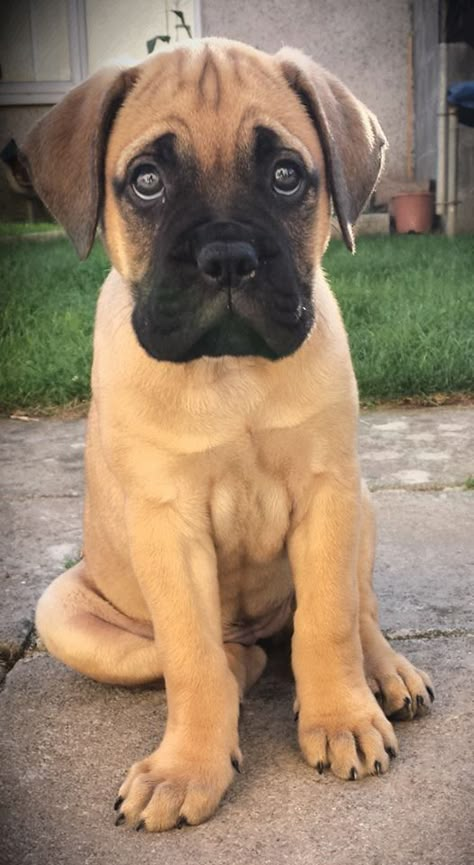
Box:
<box><xmin>390</xmin><ymin>192</ymin><xmax>434</xmax><ymax>234</ymax></box>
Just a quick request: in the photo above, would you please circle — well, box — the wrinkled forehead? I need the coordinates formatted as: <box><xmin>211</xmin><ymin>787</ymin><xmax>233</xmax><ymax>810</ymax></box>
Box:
<box><xmin>106</xmin><ymin>41</ymin><xmax>324</xmax><ymax>176</ymax></box>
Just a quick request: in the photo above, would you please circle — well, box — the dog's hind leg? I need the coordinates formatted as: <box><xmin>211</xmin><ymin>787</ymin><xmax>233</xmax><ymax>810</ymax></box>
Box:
<box><xmin>224</xmin><ymin>643</ymin><xmax>267</xmax><ymax>699</ymax></box>
<box><xmin>358</xmin><ymin>482</ymin><xmax>435</xmax><ymax>721</ymax></box>
<box><xmin>36</xmin><ymin>560</ymin><xmax>266</xmax><ymax>695</ymax></box>
<box><xmin>36</xmin><ymin>559</ymin><xmax>163</xmax><ymax>686</ymax></box>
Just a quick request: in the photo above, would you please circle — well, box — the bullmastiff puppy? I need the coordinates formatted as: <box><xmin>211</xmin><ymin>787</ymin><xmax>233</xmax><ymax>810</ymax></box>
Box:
<box><xmin>21</xmin><ymin>38</ymin><xmax>434</xmax><ymax>832</ymax></box>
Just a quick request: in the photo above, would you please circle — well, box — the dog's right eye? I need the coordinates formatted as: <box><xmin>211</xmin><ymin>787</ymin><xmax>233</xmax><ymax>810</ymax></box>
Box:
<box><xmin>131</xmin><ymin>164</ymin><xmax>165</xmax><ymax>201</ymax></box>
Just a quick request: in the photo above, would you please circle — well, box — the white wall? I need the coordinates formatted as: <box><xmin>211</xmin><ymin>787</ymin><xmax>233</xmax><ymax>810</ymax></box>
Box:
<box><xmin>201</xmin><ymin>0</ymin><xmax>412</xmax><ymax>182</ymax></box>
<box><xmin>85</xmin><ymin>0</ymin><xmax>196</xmax><ymax>72</ymax></box>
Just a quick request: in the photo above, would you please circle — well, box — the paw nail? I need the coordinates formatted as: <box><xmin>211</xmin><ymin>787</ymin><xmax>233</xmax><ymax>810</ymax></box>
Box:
<box><xmin>349</xmin><ymin>767</ymin><xmax>358</xmax><ymax>781</ymax></box>
<box><xmin>176</xmin><ymin>816</ymin><xmax>189</xmax><ymax>829</ymax></box>
<box><xmin>231</xmin><ymin>757</ymin><xmax>242</xmax><ymax>773</ymax></box>
<box><xmin>315</xmin><ymin>761</ymin><xmax>325</xmax><ymax>775</ymax></box>
<box><xmin>135</xmin><ymin>820</ymin><xmax>145</xmax><ymax>832</ymax></box>
<box><xmin>113</xmin><ymin>796</ymin><xmax>124</xmax><ymax>812</ymax></box>
<box><xmin>427</xmin><ymin>686</ymin><xmax>435</xmax><ymax>703</ymax></box>
<box><xmin>374</xmin><ymin>760</ymin><xmax>382</xmax><ymax>775</ymax></box>
<box><xmin>115</xmin><ymin>812</ymin><xmax>125</xmax><ymax>827</ymax></box>
<box><xmin>404</xmin><ymin>697</ymin><xmax>411</xmax><ymax>707</ymax></box>
<box><xmin>386</xmin><ymin>746</ymin><xmax>397</xmax><ymax>759</ymax></box>
<box><xmin>416</xmin><ymin>694</ymin><xmax>425</xmax><ymax>707</ymax></box>
<box><xmin>294</xmin><ymin>711</ymin><xmax>299</xmax><ymax>722</ymax></box>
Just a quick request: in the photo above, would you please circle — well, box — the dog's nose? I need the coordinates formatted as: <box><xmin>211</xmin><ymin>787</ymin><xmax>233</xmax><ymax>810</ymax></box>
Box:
<box><xmin>197</xmin><ymin>241</ymin><xmax>258</xmax><ymax>289</ymax></box>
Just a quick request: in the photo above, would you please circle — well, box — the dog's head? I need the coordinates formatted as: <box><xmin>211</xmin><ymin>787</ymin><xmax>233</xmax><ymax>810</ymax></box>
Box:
<box><xmin>20</xmin><ymin>39</ymin><xmax>386</xmax><ymax>363</ymax></box>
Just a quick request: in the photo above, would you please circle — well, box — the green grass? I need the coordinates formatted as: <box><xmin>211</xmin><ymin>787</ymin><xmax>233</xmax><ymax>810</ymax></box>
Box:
<box><xmin>0</xmin><ymin>221</ymin><xmax>61</xmax><ymax>236</ymax></box>
<box><xmin>0</xmin><ymin>234</ymin><xmax>473</xmax><ymax>413</ymax></box>
<box><xmin>0</xmin><ymin>239</ymin><xmax>108</xmax><ymax>412</ymax></box>
<box><xmin>326</xmin><ymin>235</ymin><xmax>474</xmax><ymax>402</ymax></box>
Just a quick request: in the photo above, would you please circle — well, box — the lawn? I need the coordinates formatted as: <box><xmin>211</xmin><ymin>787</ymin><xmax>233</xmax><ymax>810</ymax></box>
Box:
<box><xmin>0</xmin><ymin>222</ymin><xmax>61</xmax><ymax>236</ymax></box>
<box><xmin>0</xmin><ymin>234</ymin><xmax>473</xmax><ymax>413</ymax></box>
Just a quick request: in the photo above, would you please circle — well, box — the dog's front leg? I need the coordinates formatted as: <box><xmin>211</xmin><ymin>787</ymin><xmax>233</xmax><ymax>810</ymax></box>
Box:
<box><xmin>289</xmin><ymin>474</ymin><xmax>398</xmax><ymax>780</ymax></box>
<box><xmin>115</xmin><ymin>499</ymin><xmax>240</xmax><ymax>832</ymax></box>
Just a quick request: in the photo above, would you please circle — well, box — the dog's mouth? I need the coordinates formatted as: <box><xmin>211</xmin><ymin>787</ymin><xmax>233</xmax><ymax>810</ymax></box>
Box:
<box><xmin>131</xmin><ymin>219</ymin><xmax>315</xmax><ymax>363</ymax></box>
<box><xmin>181</xmin><ymin>311</ymin><xmax>279</xmax><ymax>361</ymax></box>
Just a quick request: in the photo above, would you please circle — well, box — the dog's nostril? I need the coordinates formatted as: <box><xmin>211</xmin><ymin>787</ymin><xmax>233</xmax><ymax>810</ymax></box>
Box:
<box><xmin>197</xmin><ymin>241</ymin><xmax>258</xmax><ymax>287</ymax></box>
<box><xmin>206</xmin><ymin>258</ymin><xmax>224</xmax><ymax>280</ymax></box>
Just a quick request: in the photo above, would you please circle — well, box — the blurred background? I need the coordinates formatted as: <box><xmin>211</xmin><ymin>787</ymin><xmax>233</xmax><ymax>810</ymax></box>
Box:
<box><xmin>0</xmin><ymin>1</ymin><xmax>472</xmax><ymax>415</ymax></box>
<box><xmin>0</xmin><ymin>0</ymin><xmax>473</xmax><ymax>233</ymax></box>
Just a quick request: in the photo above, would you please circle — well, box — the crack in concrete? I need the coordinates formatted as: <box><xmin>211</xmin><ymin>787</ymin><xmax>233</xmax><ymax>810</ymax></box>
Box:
<box><xmin>0</xmin><ymin>618</ymin><xmax>35</xmax><ymax>688</ymax></box>
<box><xmin>4</xmin><ymin>494</ymin><xmax>82</xmax><ymax>501</ymax></box>
<box><xmin>4</xmin><ymin>485</ymin><xmax>472</xmax><ymax>504</ymax></box>
<box><xmin>369</xmin><ymin>483</ymin><xmax>472</xmax><ymax>493</ymax></box>
<box><xmin>385</xmin><ymin>626</ymin><xmax>473</xmax><ymax>641</ymax></box>
<box><xmin>1</xmin><ymin>622</ymin><xmax>471</xmax><ymax>691</ymax></box>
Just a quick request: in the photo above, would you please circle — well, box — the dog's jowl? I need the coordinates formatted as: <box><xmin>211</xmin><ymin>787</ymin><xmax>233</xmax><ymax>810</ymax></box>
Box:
<box><xmin>21</xmin><ymin>38</ymin><xmax>434</xmax><ymax>832</ymax></box>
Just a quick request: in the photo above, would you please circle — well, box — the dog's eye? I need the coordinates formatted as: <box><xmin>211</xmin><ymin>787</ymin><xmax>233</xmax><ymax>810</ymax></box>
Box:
<box><xmin>131</xmin><ymin>164</ymin><xmax>165</xmax><ymax>201</ymax></box>
<box><xmin>272</xmin><ymin>160</ymin><xmax>302</xmax><ymax>196</ymax></box>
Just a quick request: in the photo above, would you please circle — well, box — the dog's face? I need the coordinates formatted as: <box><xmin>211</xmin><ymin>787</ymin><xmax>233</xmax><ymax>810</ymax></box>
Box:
<box><xmin>105</xmin><ymin>45</ymin><xmax>328</xmax><ymax>362</ymax></box>
<box><xmin>21</xmin><ymin>39</ymin><xmax>387</xmax><ymax>363</ymax></box>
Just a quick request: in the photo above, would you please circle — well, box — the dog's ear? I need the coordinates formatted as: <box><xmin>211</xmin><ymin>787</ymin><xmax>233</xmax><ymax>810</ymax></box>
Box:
<box><xmin>19</xmin><ymin>67</ymin><xmax>139</xmax><ymax>259</ymax></box>
<box><xmin>276</xmin><ymin>47</ymin><xmax>387</xmax><ymax>252</ymax></box>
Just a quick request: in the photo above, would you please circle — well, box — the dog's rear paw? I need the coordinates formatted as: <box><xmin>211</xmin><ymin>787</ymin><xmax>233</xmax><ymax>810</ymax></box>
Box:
<box><xmin>366</xmin><ymin>651</ymin><xmax>434</xmax><ymax>721</ymax></box>
<box><xmin>114</xmin><ymin>744</ymin><xmax>240</xmax><ymax>832</ymax></box>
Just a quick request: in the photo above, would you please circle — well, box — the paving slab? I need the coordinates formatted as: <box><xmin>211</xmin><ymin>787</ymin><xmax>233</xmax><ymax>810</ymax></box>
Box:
<box><xmin>359</xmin><ymin>405</ymin><xmax>474</xmax><ymax>490</ymax></box>
<box><xmin>0</xmin><ymin>418</ymin><xmax>85</xmax><ymax>500</ymax></box>
<box><xmin>374</xmin><ymin>489</ymin><xmax>474</xmax><ymax>634</ymax></box>
<box><xmin>0</xmin><ymin>637</ymin><xmax>473</xmax><ymax>865</ymax></box>
<box><xmin>1</xmin><ymin>487</ymin><xmax>472</xmax><ymax>661</ymax></box>
<box><xmin>1</xmin><ymin>409</ymin><xmax>473</xmax><ymax>659</ymax></box>
<box><xmin>0</xmin><ymin>407</ymin><xmax>473</xmax><ymax>862</ymax></box>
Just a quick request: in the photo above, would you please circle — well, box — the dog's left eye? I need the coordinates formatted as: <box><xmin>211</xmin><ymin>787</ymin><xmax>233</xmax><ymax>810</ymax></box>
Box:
<box><xmin>272</xmin><ymin>160</ymin><xmax>303</xmax><ymax>196</ymax></box>
<box><xmin>131</xmin><ymin>164</ymin><xmax>165</xmax><ymax>201</ymax></box>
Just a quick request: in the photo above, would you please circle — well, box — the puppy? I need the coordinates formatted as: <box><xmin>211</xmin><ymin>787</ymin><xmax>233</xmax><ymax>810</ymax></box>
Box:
<box><xmin>21</xmin><ymin>38</ymin><xmax>434</xmax><ymax>833</ymax></box>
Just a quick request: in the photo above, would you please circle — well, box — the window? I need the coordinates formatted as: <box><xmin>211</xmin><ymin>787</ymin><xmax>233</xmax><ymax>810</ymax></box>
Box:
<box><xmin>0</xmin><ymin>0</ymin><xmax>200</xmax><ymax>105</ymax></box>
<box><xmin>0</xmin><ymin>0</ymin><xmax>87</xmax><ymax>104</ymax></box>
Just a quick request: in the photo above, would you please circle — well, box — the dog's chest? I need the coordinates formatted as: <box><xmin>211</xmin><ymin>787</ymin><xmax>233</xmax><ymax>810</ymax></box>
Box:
<box><xmin>209</xmin><ymin>442</ymin><xmax>293</xmax><ymax>569</ymax></box>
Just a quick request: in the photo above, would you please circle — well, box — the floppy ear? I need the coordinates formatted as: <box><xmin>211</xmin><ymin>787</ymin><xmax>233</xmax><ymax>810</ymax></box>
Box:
<box><xmin>276</xmin><ymin>47</ymin><xmax>387</xmax><ymax>252</ymax></box>
<box><xmin>20</xmin><ymin>67</ymin><xmax>138</xmax><ymax>259</ymax></box>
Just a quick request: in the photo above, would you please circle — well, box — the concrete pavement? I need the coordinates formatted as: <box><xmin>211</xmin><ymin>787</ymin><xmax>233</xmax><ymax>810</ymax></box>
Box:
<box><xmin>0</xmin><ymin>406</ymin><xmax>473</xmax><ymax>864</ymax></box>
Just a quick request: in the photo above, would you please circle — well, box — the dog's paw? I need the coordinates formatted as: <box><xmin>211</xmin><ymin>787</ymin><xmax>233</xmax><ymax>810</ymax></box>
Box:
<box><xmin>297</xmin><ymin>686</ymin><xmax>398</xmax><ymax>780</ymax></box>
<box><xmin>366</xmin><ymin>650</ymin><xmax>435</xmax><ymax>721</ymax></box>
<box><xmin>113</xmin><ymin>743</ymin><xmax>240</xmax><ymax>832</ymax></box>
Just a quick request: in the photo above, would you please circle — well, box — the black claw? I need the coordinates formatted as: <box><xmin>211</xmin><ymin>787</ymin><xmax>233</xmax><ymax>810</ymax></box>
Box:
<box><xmin>135</xmin><ymin>820</ymin><xmax>145</xmax><ymax>832</ymax></box>
<box><xmin>389</xmin><ymin>696</ymin><xmax>412</xmax><ymax>722</ymax></box>
<box><xmin>176</xmin><ymin>816</ymin><xmax>189</xmax><ymax>829</ymax></box>
<box><xmin>115</xmin><ymin>812</ymin><xmax>125</xmax><ymax>827</ymax></box>
<box><xmin>416</xmin><ymin>694</ymin><xmax>425</xmax><ymax>708</ymax></box>
<box><xmin>349</xmin><ymin>767</ymin><xmax>358</xmax><ymax>781</ymax></box>
<box><xmin>315</xmin><ymin>761</ymin><xmax>325</xmax><ymax>775</ymax></box>
<box><xmin>294</xmin><ymin>710</ymin><xmax>299</xmax><ymax>722</ymax></box>
<box><xmin>427</xmin><ymin>686</ymin><xmax>435</xmax><ymax>703</ymax></box>
<box><xmin>113</xmin><ymin>796</ymin><xmax>124</xmax><ymax>812</ymax></box>
<box><xmin>374</xmin><ymin>760</ymin><xmax>382</xmax><ymax>776</ymax></box>
<box><xmin>386</xmin><ymin>746</ymin><xmax>397</xmax><ymax>759</ymax></box>
<box><xmin>231</xmin><ymin>757</ymin><xmax>242</xmax><ymax>773</ymax></box>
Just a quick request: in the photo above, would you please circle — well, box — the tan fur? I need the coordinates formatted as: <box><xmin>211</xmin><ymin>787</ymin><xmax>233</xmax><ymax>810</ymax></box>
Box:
<box><xmin>27</xmin><ymin>38</ymin><xmax>433</xmax><ymax>833</ymax></box>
